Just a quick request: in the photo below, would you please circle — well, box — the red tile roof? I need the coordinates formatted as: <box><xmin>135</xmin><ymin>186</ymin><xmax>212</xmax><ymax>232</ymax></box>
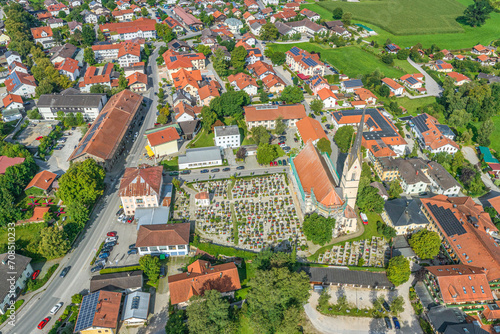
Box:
<box><xmin>0</xmin><ymin>156</ymin><xmax>25</xmax><ymax>174</ymax></box>
<box><xmin>417</xmin><ymin>113</ymin><xmax>459</xmax><ymax>150</ymax></box>
<box><xmin>99</xmin><ymin>18</ymin><xmax>156</xmax><ymax>35</ymax></box>
<box><xmin>292</xmin><ymin>141</ymin><xmax>343</xmax><ymax>207</ymax></box>
<box><xmin>58</xmin><ymin>57</ymin><xmax>79</xmax><ymax>74</ymax></box>
<box><xmin>31</xmin><ymin>26</ymin><xmax>53</xmax><ymax>39</ymax></box>
<box><xmin>317</xmin><ymin>87</ymin><xmax>337</xmax><ymax>100</ymax></box>
<box><xmin>162</xmin><ymin>50</ymin><xmax>206</xmax><ymax>70</ymax></box>
<box><xmin>227</xmin><ymin>72</ymin><xmax>258</xmax><ymax>90</ymax></box>
<box><xmin>126</xmin><ymin>72</ymin><xmax>147</xmax><ymax>86</ymax></box>
<box><xmin>447</xmin><ymin>71</ymin><xmax>471</xmax><ymax>83</ymax></box>
<box><xmin>3</xmin><ymin>94</ymin><xmax>23</xmax><ymax>107</ymax></box>
<box><xmin>84</xmin><ymin>291</ymin><xmax>121</xmax><ymax>330</ymax></box>
<box><xmin>381</xmin><ymin>77</ymin><xmax>403</xmax><ymax>90</ymax></box>
<box><xmin>146</xmin><ymin>127</ymin><xmax>180</xmax><ymax>147</ymax></box>
<box><xmin>427</xmin><ymin>265</ymin><xmax>493</xmax><ymax>304</ymax></box>
<box><xmin>262</xmin><ymin>73</ymin><xmax>285</xmax><ymax>89</ymax></box>
<box><xmin>296</xmin><ymin>116</ymin><xmax>327</xmax><ymax>144</ymax></box>
<box><xmin>136</xmin><ymin>223</ymin><xmax>190</xmax><ymax>248</ymax></box>
<box><xmin>168</xmin><ymin>260</ymin><xmax>241</xmax><ymax>305</ymax></box>
<box><xmin>25</xmin><ymin>170</ymin><xmax>57</xmax><ymax>191</ymax></box>
<box><xmin>198</xmin><ymin>82</ymin><xmax>220</xmax><ymax>101</ymax></box>
<box><xmin>119</xmin><ymin>165</ymin><xmax>163</xmax><ymax>197</ymax></box>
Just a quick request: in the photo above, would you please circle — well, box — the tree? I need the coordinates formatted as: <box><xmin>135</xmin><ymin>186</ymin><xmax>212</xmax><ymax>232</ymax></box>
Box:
<box><xmin>280</xmin><ymin>86</ymin><xmax>303</xmax><ymax>104</ymax></box>
<box><xmin>84</xmin><ymin>47</ymin><xmax>96</xmax><ymax>65</ymax></box>
<box><xmin>256</xmin><ymin>143</ymin><xmax>279</xmax><ymax>165</ymax></box>
<box><xmin>396</xmin><ymin>49</ymin><xmax>410</xmax><ymax>60</ymax></box>
<box><xmin>477</xmin><ymin>118</ymin><xmax>494</xmax><ymax>146</ymax></box>
<box><xmin>196</xmin><ymin>44</ymin><xmax>211</xmax><ymax>56</ymax></box>
<box><xmin>27</xmin><ymin>108</ymin><xmax>42</xmax><ymax>119</ymax></box>
<box><xmin>274</xmin><ymin>116</ymin><xmax>286</xmax><ymax>135</ymax></box>
<box><xmin>463</xmin><ymin>0</ymin><xmax>493</xmax><ymax>27</ymax></box>
<box><xmin>139</xmin><ymin>255</ymin><xmax>161</xmax><ymax>284</ymax></box>
<box><xmin>318</xmin><ymin>289</ymin><xmax>330</xmax><ymax>309</ymax></box>
<box><xmin>82</xmin><ymin>24</ymin><xmax>96</xmax><ymax>46</ymax></box>
<box><xmin>260</xmin><ymin>23</ymin><xmax>279</xmax><ymax>41</ymax></box>
<box><xmin>409</xmin><ymin>229</ymin><xmax>441</xmax><ymax>259</ymax></box>
<box><xmin>460</xmin><ymin>165</ymin><xmax>477</xmax><ymax>186</ymax></box>
<box><xmin>390</xmin><ymin>296</ymin><xmax>405</xmax><ymax>316</ymax></box>
<box><xmin>166</xmin><ymin>310</ymin><xmax>188</xmax><ymax>334</ymax></box>
<box><xmin>71</xmin><ymin>293</ymin><xmax>83</xmax><ymax>305</ymax></box>
<box><xmin>303</xmin><ymin>213</ymin><xmax>335</xmax><ymax>245</ymax></box>
<box><xmin>156</xmin><ymin>23</ymin><xmax>176</xmax><ymax>42</ymax></box>
<box><xmin>246</xmin><ymin>267</ymin><xmax>310</xmax><ymax>333</ymax></box>
<box><xmin>269</xmin><ymin>51</ymin><xmax>285</xmax><ymax>66</ymax></box>
<box><xmin>317</xmin><ymin>137</ymin><xmax>332</xmax><ymax>156</ymax></box>
<box><xmin>381</xmin><ymin>53</ymin><xmax>394</xmax><ymax>65</ymax></box>
<box><xmin>186</xmin><ymin>290</ymin><xmax>232</xmax><ymax>334</ymax></box>
<box><xmin>448</xmin><ymin>109</ymin><xmax>471</xmax><ymax>128</ymax></box>
<box><xmin>201</xmin><ymin>106</ymin><xmax>217</xmax><ymax>131</ymax></box>
<box><xmin>209</xmin><ymin>90</ymin><xmax>250</xmax><ymax>118</ymax></box>
<box><xmin>386</xmin><ymin>256</ymin><xmax>410</xmax><ymax>286</ymax></box>
<box><xmin>141</xmin><ymin>7</ymin><xmax>148</xmax><ymax>17</ymax></box>
<box><xmin>332</xmin><ymin>7</ymin><xmax>343</xmax><ymax>20</ymax></box>
<box><xmin>212</xmin><ymin>48</ymin><xmax>229</xmax><ymax>76</ymax></box>
<box><xmin>357</xmin><ymin>186</ymin><xmax>385</xmax><ymax>213</ymax></box>
<box><xmin>310</xmin><ymin>99</ymin><xmax>324</xmax><ymax>115</ymax></box>
<box><xmin>341</xmin><ymin>12</ymin><xmax>352</xmax><ymax>26</ymax></box>
<box><xmin>236</xmin><ymin>147</ymin><xmax>247</xmax><ymax>160</ymax></box>
<box><xmin>379</xmin><ymin>84</ymin><xmax>391</xmax><ymax>98</ymax></box>
<box><xmin>259</xmin><ymin>89</ymin><xmax>269</xmax><ymax>103</ymax></box>
<box><xmin>388</xmin><ymin>180</ymin><xmax>402</xmax><ymax>199</ymax></box>
<box><xmin>57</xmin><ymin>159</ymin><xmax>106</xmax><ymax>207</ymax></box>
<box><xmin>334</xmin><ymin>125</ymin><xmax>354</xmax><ymax>153</ymax></box>
<box><xmin>251</xmin><ymin>126</ymin><xmax>270</xmax><ymax>145</ymax></box>
<box><xmin>231</xmin><ymin>45</ymin><xmax>247</xmax><ymax>70</ymax></box>
<box><xmin>39</xmin><ymin>226</ymin><xmax>70</xmax><ymax>259</ymax></box>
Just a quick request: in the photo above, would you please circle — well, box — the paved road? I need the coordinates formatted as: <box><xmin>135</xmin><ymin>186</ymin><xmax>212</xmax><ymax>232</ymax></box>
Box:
<box><xmin>2</xmin><ymin>44</ymin><xmax>163</xmax><ymax>334</ymax></box>
<box><xmin>462</xmin><ymin>146</ymin><xmax>500</xmax><ymax>193</ymax></box>
<box><xmin>406</xmin><ymin>57</ymin><xmax>443</xmax><ymax>98</ymax></box>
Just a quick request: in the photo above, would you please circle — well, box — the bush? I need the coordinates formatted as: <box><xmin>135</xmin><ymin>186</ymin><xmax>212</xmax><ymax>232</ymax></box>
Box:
<box><xmin>90</xmin><ymin>242</ymin><xmax>105</xmax><ymax>265</ymax></box>
<box><xmin>99</xmin><ymin>265</ymin><xmax>141</xmax><ymax>275</ymax></box>
<box><xmin>26</xmin><ymin>264</ymin><xmax>59</xmax><ymax>292</ymax></box>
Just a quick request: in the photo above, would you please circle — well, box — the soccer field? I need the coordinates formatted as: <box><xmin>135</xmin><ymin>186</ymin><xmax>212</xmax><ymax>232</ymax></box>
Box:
<box><xmin>315</xmin><ymin>0</ymin><xmax>465</xmax><ymax>35</ymax></box>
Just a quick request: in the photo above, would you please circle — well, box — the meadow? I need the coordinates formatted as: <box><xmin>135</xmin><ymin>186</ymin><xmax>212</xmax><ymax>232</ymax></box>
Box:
<box><xmin>303</xmin><ymin>0</ymin><xmax>500</xmax><ymax>49</ymax></box>
<box><xmin>268</xmin><ymin>43</ymin><xmax>415</xmax><ymax>78</ymax></box>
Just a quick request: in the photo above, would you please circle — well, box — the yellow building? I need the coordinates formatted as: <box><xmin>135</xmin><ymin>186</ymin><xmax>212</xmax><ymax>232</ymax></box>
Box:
<box><xmin>74</xmin><ymin>291</ymin><xmax>122</xmax><ymax>334</ymax></box>
<box><xmin>145</xmin><ymin>127</ymin><xmax>180</xmax><ymax>157</ymax></box>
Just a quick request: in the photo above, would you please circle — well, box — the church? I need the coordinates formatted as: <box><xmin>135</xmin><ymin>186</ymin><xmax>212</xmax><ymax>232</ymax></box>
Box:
<box><xmin>290</xmin><ymin>110</ymin><xmax>365</xmax><ymax>234</ymax></box>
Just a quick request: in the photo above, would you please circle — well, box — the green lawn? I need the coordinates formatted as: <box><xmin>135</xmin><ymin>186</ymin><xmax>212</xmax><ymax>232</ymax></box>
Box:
<box><xmin>304</xmin><ymin>0</ymin><xmax>500</xmax><ymax>49</ymax></box>
<box><xmin>160</xmin><ymin>156</ymin><xmax>179</xmax><ymax>171</ymax></box>
<box><xmin>189</xmin><ymin>130</ymin><xmax>214</xmax><ymax>148</ymax></box>
<box><xmin>268</xmin><ymin>43</ymin><xmax>409</xmax><ymax>78</ymax></box>
<box><xmin>0</xmin><ymin>224</ymin><xmax>44</xmax><ymax>261</ymax></box>
<box><xmin>378</xmin><ymin>96</ymin><xmax>437</xmax><ymax>115</ymax></box>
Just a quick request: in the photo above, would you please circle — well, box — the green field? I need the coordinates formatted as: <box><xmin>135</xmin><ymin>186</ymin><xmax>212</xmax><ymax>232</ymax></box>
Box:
<box><xmin>303</xmin><ymin>0</ymin><xmax>500</xmax><ymax>49</ymax></box>
<box><xmin>268</xmin><ymin>43</ymin><xmax>412</xmax><ymax>78</ymax></box>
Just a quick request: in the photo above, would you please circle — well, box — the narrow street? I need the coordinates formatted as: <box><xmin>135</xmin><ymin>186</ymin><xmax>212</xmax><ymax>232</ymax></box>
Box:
<box><xmin>406</xmin><ymin>57</ymin><xmax>443</xmax><ymax>98</ymax></box>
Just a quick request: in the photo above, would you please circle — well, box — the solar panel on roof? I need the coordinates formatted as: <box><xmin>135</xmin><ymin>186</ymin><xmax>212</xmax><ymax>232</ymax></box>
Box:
<box><xmin>407</xmin><ymin>77</ymin><xmax>418</xmax><ymax>85</ymax></box>
<box><xmin>289</xmin><ymin>46</ymin><xmax>300</xmax><ymax>56</ymax></box>
<box><xmin>303</xmin><ymin>57</ymin><xmax>318</xmax><ymax>67</ymax></box>
<box><xmin>74</xmin><ymin>291</ymin><xmax>100</xmax><ymax>332</ymax></box>
<box><xmin>428</xmin><ymin>204</ymin><xmax>466</xmax><ymax>237</ymax></box>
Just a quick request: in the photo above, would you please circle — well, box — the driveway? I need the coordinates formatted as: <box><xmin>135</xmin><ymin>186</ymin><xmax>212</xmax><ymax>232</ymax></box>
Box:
<box><xmin>406</xmin><ymin>58</ymin><xmax>442</xmax><ymax>98</ymax></box>
<box><xmin>462</xmin><ymin>146</ymin><xmax>500</xmax><ymax>192</ymax></box>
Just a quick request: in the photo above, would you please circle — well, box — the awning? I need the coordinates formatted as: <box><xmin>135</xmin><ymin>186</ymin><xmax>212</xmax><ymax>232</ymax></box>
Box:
<box><xmin>145</xmin><ymin>145</ymin><xmax>154</xmax><ymax>157</ymax></box>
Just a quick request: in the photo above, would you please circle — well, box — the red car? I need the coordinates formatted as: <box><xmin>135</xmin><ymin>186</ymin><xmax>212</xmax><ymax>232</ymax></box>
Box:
<box><xmin>35</xmin><ymin>136</ymin><xmax>43</xmax><ymax>141</ymax></box>
<box><xmin>107</xmin><ymin>231</ymin><xmax>117</xmax><ymax>237</ymax></box>
<box><xmin>269</xmin><ymin>162</ymin><xmax>273</xmax><ymax>167</ymax></box>
<box><xmin>37</xmin><ymin>317</ymin><xmax>50</xmax><ymax>329</ymax></box>
<box><xmin>273</xmin><ymin>161</ymin><xmax>278</xmax><ymax>166</ymax></box>
<box><xmin>32</xmin><ymin>270</ymin><xmax>40</xmax><ymax>280</ymax></box>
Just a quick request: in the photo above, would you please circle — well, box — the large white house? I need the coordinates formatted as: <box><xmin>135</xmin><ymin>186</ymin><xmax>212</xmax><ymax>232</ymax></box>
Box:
<box><xmin>136</xmin><ymin>223</ymin><xmax>190</xmax><ymax>256</ymax></box>
<box><xmin>410</xmin><ymin>113</ymin><xmax>459</xmax><ymax>154</ymax></box>
<box><xmin>214</xmin><ymin>125</ymin><xmax>241</xmax><ymax>149</ymax></box>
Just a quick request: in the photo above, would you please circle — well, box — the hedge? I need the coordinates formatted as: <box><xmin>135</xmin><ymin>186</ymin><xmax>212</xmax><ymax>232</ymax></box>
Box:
<box><xmin>90</xmin><ymin>241</ymin><xmax>105</xmax><ymax>265</ymax></box>
<box><xmin>99</xmin><ymin>265</ymin><xmax>141</xmax><ymax>275</ymax></box>
<box><xmin>192</xmin><ymin>238</ymin><xmax>257</xmax><ymax>260</ymax></box>
<box><xmin>26</xmin><ymin>264</ymin><xmax>59</xmax><ymax>292</ymax></box>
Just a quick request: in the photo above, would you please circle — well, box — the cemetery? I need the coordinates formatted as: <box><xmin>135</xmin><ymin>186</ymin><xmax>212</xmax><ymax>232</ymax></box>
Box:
<box><xmin>317</xmin><ymin>237</ymin><xmax>390</xmax><ymax>267</ymax></box>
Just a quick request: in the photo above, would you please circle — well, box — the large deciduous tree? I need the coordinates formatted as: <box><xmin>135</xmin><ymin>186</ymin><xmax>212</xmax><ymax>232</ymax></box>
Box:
<box><xmin>356</xmin><ymin>186</ymin><xmax>385</xmax><ymax>213</ymax></box>
<box><xmin>317</xmin><ymin>137</ymin><xmax>332</xmax><ymax>156</ymax></box>
<box><xmin>256</xmin><ymin>143</ymin><xmax>279</xmax><ymax>165</ymax></box>
<box><xmin>333</xmin><ymin>125</ymin><xmax>354</xmax><ymax>153</ymax></box>
<box><xmin>303</xmin><ymin>213</ymin><xmax>335</xmax><ymax>245</ymax></box>
<box><xmin>409</xmin><ymin>229</ymin><xmax>441</xmax><ymax>259</ymax></box>
<box><xmin>39</xmin><ymin>226</ymin><xmax>70</xmax><ymax>259</ymax></box>
<box><xmin>386</xmin><ymin>256</ymin><xmax>410</xmax><ymax>286</ymax></box>
<box><xmin>280</xmin><ymin>86</ymin><xmax>304</xmax><ymax>104</ymax></box>
<box><xmin>259</xmin><ymin>23</ymin><xmax>279</xmax><ymax>41</ymax></box>
<box><xmin>231</xmin><ymin>45</ymin><xmax>247</xmax><ymax>70</ymax></box>
<box><xmin>186</xmin><ymin>290</ymin><xmax>233</xmax><ymax>334</ymax></box>
<box><xmin>139</xmin><ymin>255</ymin><xmax>161</xmax><ymax>284</ymax></box>
<box><xmin>463</xmin><ymin>0</ymin><xmax>493</xmax><ymax>27</ymax></box>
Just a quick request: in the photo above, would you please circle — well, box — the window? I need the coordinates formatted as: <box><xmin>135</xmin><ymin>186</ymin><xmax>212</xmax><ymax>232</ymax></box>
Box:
<box><xmin>168</xmin><ymin>245</ymin><xmax>176</xmax><ymax>250</ymax></box>
<box><xmin>159</xmin><ymin>246</ymin><xmax>167</xmax><ymax>250</ymax></box>
<box><xmin>462</xmin><ymin>287</ymin><xmax>467</xmax><ymax>294</ymax></box>
<box><xmin>140</xmin><ymin>247</ymin><xmax>148</xmax><ymax>252</ymax></box>
<box><xmin>178</xmin><ymin>245</ymin><xmax>185</xmax><ymax>249</ymax></box>
<box><xmin>481</xmin><ymin>286</ymin><xmax>485</xmax><ymax>293</ymax></box>
<box><xmin>471</xmin><ymin>286</ymin><xmax>476</xmax><ymax>293</ymax></box>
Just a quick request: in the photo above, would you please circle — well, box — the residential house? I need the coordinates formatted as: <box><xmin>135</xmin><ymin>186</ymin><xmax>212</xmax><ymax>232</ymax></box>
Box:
<box><xmin>262</xmin><ymin>73</ymin><xmax>286</xmax><ymax>95</ymax></box>
<box><xmin>214</xmin><ymin>125</ymin><xmax>240</xmax><ymax>149</ymax></box>
<box><xmin>8</xmin><ymin>61</ymin><xmax>28</xmax><ymax>75</ymax></box>
<box><xmin>381</xmin><ymin>77</ymin><xmax>404</xmax><ymax>96</ymax></box>
<box><xmin>122</xmin><ymin>291</ymin><xmax>150</xmax><ymax>325</ymax></box>
<box><xmin>37</xmin><ymin>89</ymin><xmax>107</xmax><ymax>120</ymax></box>
<box><xmin>244</xmin><ymin>104</ymin><xmax>307</xmax><ymax>130</ymax></box>
<box><xmin>285</xmin><ymin>46</ymin><xmax>325</xmax><ymax>77</ymax></box>
<box><xmin>127</xmin><ymin>72</ymin><xmax>148</xmax><ymax>92</ymax></box>
<box><xmin>228</xmin><ymin>72</ymin><xmax>258</xmax><ymax>96</ymax></box>
<box><xmin>163</xmin><ymin>17</ymin><xmax>186</xmax><ymax>34</ymax></box>
<box><xmin>410</xmin><ymin>113</ymin><xmax>459</xmax><ymax>154</ymax></box>
<box><xmin>178</xmin><ymin>147</ymin><xmax>223</xmax><ymax>169</ymax></box>
<box><xmin>79</xmin><ymin>63</ymin><xmax>118</xmax><ymax>92</ymax></box>
<box><xmin>381</xmin><ymin>198</ymin><xmax>428</xmax><ymax>235</ymax></box>
<box><xmin>317</xmin><ymin>87</ymin><xmax>337</xmax><ymax>109</ymax></box>
<box><xmin>136</xmin><ymin>223</ymin><xmax>190</xmax><ymax>256</ymax></box>
<box><xmin>248</xmin><ymin>61</ymin><xmax>275</xmax><ymax>80</ymax></box>
<box><xmin>447</xmin><ymin>72</ymin><xmax>471</xmax><ymax>86</ymax></box>
<box><xmin>5</xmin><ymin>71</ymin><xmax>37</xmax><ymax>98</ymax></box>
<box><xmin>472</xmin><ymin>44</ymin><xmax>492</xmax><ymax>56</ymax></box>
<box><xmin>431</xmin><ymin>59</ymin><xmax>453</xmax><ymax>72</ymax></box>
<box><xmin>306</xmin><ymin>75</ymin><xmax>330</xmax><ymax>95</ymax></box>
<box><xmin>476</xmin><ymin>54</ymin><xmax>496</xmax><ymax>66</ymax></box>
<box><xmin>225</xmin><ymin>18</ymin><xmax>243</xmax><ymax>34</ymax></box>
<box><xmin>68</xmin><ymin>90</ymin><xmax>143</xmax><ymax>171</ymax></box>
<box><xmin>198</xmin><ymin>81</ymin><xmax>220</xmax><ymax>106</ymax></box>
<box><xmin>172</xmin><ymin>6</ymin><xmax>203</xmax><ymax>31</ymax></box>
<box><xmin>5</xmin><ymin>51</ymin><xmax>22</xmax><ymax>66</ymax></box>
<box><xmin>47</xmin><ymin>3</ymin><xmax>69</xmax><ymax>16</ymax></box>
<box><xmin>299</xmin><ymin>8</ymin><xmax>320</xmax><ymax>21</ymax></box>
<box><xmin>161</xmin><ymin>50</ymin><xmax>206</xmax><ymax>81</ymax></box>
<box><xmin>400</xmin><ymin>73</ymin><xmax>424</xmax><ymax>90</ymax></box>
<box><xmin>112</xmin><ymin>8</ymin><xmax>134</xmax><ymax>21</ymax></box>
<box><xmin>354</xmin><ymin>88</ymin><xmax>377</xmax><ymax>105</ymax></box>
<box><xmin>81</xmin><ymin>10</ymin><xmax>98</xmax><ymax>24</ymax></box>
<box><xmin>286</xmin><ymin>19</ymin><xmax>327</xmax><ymax>36</ymax></box>
<box><xmin>145</xmin><ymin>127</ymin><xmax>181</xmax><ymax>157</ymax></box>
<box><xmin>0</xmin><ymin>254</ymin><xmax>32</xmax><ymax>315</ymax></box>
<box><xmin>49</xmin><ymin>43</ymin><xmax>77</xmax><ymax>64</ymax></box>
<box><xmin>421</xmin><ymin>195</ymin><xmax>500</xmax><ymax>281</ymax></box>
<box><xmin>385</xmin><ymin>43</ymin><xmax>400</xmax><ymax>54</ymax></box>
<box><xmin>244</xmin><ymin>0</ymin><xmax>259</xmax><ymax>11</ymax></box>
<box><xmin>173</xmin><ymin>101</ymin><xmax>200</xmax><ymax>122</ymax></box>
<box><xmin>31</xmin><ymin>26</ymin><xmax>54</xmax><ymax>49</ymax></box>
<box><xmin>340</xmin><ymin>79</ymin><xmax>363</xmax><ymax>93</ymax></box>
<box><xmin>100</xmin><ymin>18</ymin><xmax>157</xmax><ymax>41</ymax></box>
<box><xmin>55</xmin><ymin>57</ymin><xmax>80</xmax><ymax>81</ymax></box>
<box><xmin>271</xmin><ymin>9</ymin><xmax>297</xmax><ymax>23</ymax></box>
<box><xmin>3</xmin><ymin>94</ymin><xmax>23</xmax><ymax>110</ymax></box>
<box><xmin>275</xmin><ymin>21</ymin><xmax>295</xmax><ymax>37</ymax></box>
<box><xmin>24</xmin><ymin>170</ymin><xmax>58</xmax><ymax>195</ymax></box>
<box><xmin>173</xmin><ymin>89</ymin><xmax>197</xmax><ymax>106</ymax></box>
<box><xmin>167</xmin><ymin>39</ymin><xmax>190</xmax><ymax>52</ymax></box>
<box><xmin>74</xmin><ymin>291</ymin><xmax>122</xmax><ymax>334</ymax></box>
<box><xmin>48</xmin><ymin>18</ymin><xmax>64</xmax><ymax>29</ymax></box>
<box><xmin>296</xmin><ymin>116</ymin><xmax>327</xmax><ymax>145</ymax></box>
<box><xmin>119</xmin><ymin>165</ymin><xmax>163</xmax><ymax>216</ymax></box>
<box><xmin>168</xmin><ymin>260</ymin><xmax>241</xmax><ymax>307</ymax></box>
<box><xmin>90</xmin><ymin>271</ymin><xmax>143</xmax><ymax>293</ymax></box>
<box><xmin>92</xmin><ymin>41</ymin><xmax>141</xmax><ymax>68</ymax></box>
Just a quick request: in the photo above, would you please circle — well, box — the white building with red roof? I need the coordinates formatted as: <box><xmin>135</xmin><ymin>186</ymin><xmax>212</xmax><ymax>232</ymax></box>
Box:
<box><xmin>227</xmin><ymin>73</ymin><xmax>258</xmax><ymax>96</ymax></box>
<box><xmin>99</xmin><ymin>18</ymin><xmax>156</xmax><ymax>42</ymax></box>
<box><xmin>285</xmin><ymin>46</ymin><xmax>325</xmax><ymax>78</ymax></box>
<box><xmin>47</xmin><ymin>3</ymin><xmax>69</xmax><ymax>16</ymax></box>
<box><xmin>381</xmin><ymin>77</ymin><xmax>404</xmax><ymax>96</ymax></box>
<box><xmin>5</xmin><ymin>72</ymin><xmax>37</xmax><ymax>98</ymax></box>
<box><xmin>316</xmin><ymin>87</ymin><xmax>337</xmax><ymax>109</ymax></box>
<box><xmin>31</xmin><ymin>26</ymin><xmax>54</xmax><ymax>49</ymax></box>
<box><xmin>126</xmin><ymin>72</ymin><xmax>148</xmax><ymax>92</ymax></box>
<box><xmin>3</xmin><ymin>94</ymin><xmax>23</xmax><ymax>110</ymax></box>
<box><xmin>55</xmin><ymin>58</ymin><xmax>80</xmax><ymax>81</ymax></box>
<box><xmin>447</xmin><ymin>72</ymin><xmax>471</xmax><ymax>86</ymax></box>
<box><xmin>145</xmin><ymin>127</ymin><xmax>181</xmax><ymax>157</ymax></box>
<box><xmin>161</xmin><ymin>50</ymin><xmax>206</xmax><ymax>80</ymax></box>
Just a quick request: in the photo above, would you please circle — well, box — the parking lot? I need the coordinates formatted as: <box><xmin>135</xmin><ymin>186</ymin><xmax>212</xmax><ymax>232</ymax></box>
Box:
<box><xmin>37</xmin><ymin>129</ymin><xmax>83</xmax><ymax>174</ymax></box>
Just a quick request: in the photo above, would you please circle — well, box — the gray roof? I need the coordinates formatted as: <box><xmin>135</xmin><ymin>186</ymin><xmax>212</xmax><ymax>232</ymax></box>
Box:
<box><xmin>49</xmin><ymin>43</ymin><xmax>77</xmax><ymax>61</ymax></box>
<box><xmin>427</xmin><ymin>305</ymin><xmax>466</xmax><ymax>333</ymax></box>
<box><xmin>370</xmin><ymin>181</ymin><xmax>388</xmax><ymax>198</ymax></box>
<box><xmin>90</xmin><ymin>270</ymin><xmax>143</xmax><ymax>293</ymax></box>
<box><xmin>275</xmin><ymin>21</ymin><xmax>293</xmax><ymax>35</ymax></box>
<box><xmin>384</xmin><ymin>198</ymin><xmax>429</xmax><ymax>227</ymax></box>
<box><xmin>178</xmin><ymin>120</ymin><xmax>200</xmax><ymax>136</ymax></box>
<box><xmin>342</xmin><ymin>79</ymin><xmax>363</xmax><ymax>89</ymax></box>
<box><xmin>214</xmin><ymin>125</ymin><xmax>239</xmax><ymax>137</ymax></box>
<box><xmin>178</xmin><ymin>146</ymin><xmax>222</xmax><ymax>165</ymax></box>
<box><xmin>0</xmin><ymin>253</ymin><xmax>31</xmax><ymax>300</ymax></box>
<box><xmin>436</xmin><ymin>124</ymin><xmax>455</xmax><ymax>139</ymax></box>
<box><xmin>173</xmin><ymin>89</ymin><xmax>196</xmax><ymax>106</ymax></box>
<box><xmin>225</xmin><ymin>18</ymin><xmax>242</xmax><ymax>27</ymax></box>
<box><xmin>478</xmin><ymin>73</ymin><xmax>500</xmax><ymax>83</ymax></box>
<box><xmin>37</xmin><ymin>92</ymin><xmax>106</xmax><ymax>109</ymax></box>
<box><xmin>300</xmin><ymin>267</ymin><xmax>394</xmax><ymax>288</ymax></box>
<box><xmin>135</xmin><ymin>206</ymin><xmax>171</xmax><ymax>230</ymax></box>
<box><xmin>427</xmin><ymin>161</ymin><xmax>460</xmax><ymax>190</ymax></box>
<box><xmin>286</xmin><ymin>19</ymin><xmax>325</xmax><ymax>33</ymax></box>
<box><xmin>324</xmin><ymin>20</ymin><xmax>343</xmax><ymax>28</ymax></box>
<box><xmin>444</xmin><ymin>323</ymin><xmax>489</xmax><ymax>334</ymax></box>
<box><xmin>122</xmin><ymin>291</ymin><xmax>150</xmax><ymax>321</ymax></box>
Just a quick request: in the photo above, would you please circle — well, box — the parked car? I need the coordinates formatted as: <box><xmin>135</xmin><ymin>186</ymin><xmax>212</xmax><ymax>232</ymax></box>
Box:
<box><xmin>105</xmin><ymin>237</ymin><xmax>117</xmax><ymax>243</ymax></box>
<box><xmin>101</xmin><ymin>246</ymin><xmax>113</xmax><ymax>253</ymax></box>
<box><xmin>384</xmin><ymin>317</ymin><xmax>392</xmax><ymax>329</ymax></box>
<box><xmin>200</xmin><ymin>169</ymin><xmax>209</xmax><ymax>173</ymax></box>
<box><xmin>94</xmin><ymin>259</ymin><xmax>106</xmax><ymax>267</ymax></box>
<box><xmin>383</xmin><ymin>300</ymin><xmax>390</xmax><ymax>312</ymax></box>
<box><xmin>392</xmin><ymin>317</ymin><xmax>400</xmax><ymax>329</ymax></box>
<box><xmin>159</xmin><ymin>266</ymin><xmax>166</xmax><ymax>277</ymax></box>
<box><xmin>128</xmin><ymin>248</ymin><xmax>138</xmax><ymax>255</ymax></box>
<box><xmin>98</xmin><ymin>252</ymin><xmax>110</xmax><ymax>259</ymax></box>
<box><xmin>236</xmin><ymin>166</ymin><xmax>245</xmax><ymax>170</ymax></box>
<box><xmin>37</xmin><ymin>317</ymin><xmax>50</xmax><ymax>329</ymax></box>
<box><xmin>107</xmin><ymin>231</ymin><xmax>117</xmax><ymax>237</ymax></box>
<box><xmin>223</xmin><ymin>167</ymin><xmax>230</xmax><ymax>172</ymax></box>
<box><xmin>116</xmin><ymin>208</ymin><xmax>124</xmax><ymax>216</ymax></box>
<box><xmin>50</xmin><ymin>302</ymin><xmax>63</xmax><ymax>315</ymax></box>
<box><xmin>129</xmin><ymin>243</ymin><xmax>136</xmax><ymax>249</ymax></box>
<box><xmin>180</xmin><ymin>170</ymin><xmax>191</xmax><ymax>174</ymax></box>
<box><xmin>91</xmin><ymin>264</ymin><xmax>104</xmax><ymax>273</ymax></box>
<box><xmin>273</xmin><ymin>161</ymin><xmax>278</xmax><ymax>166</ymax></box>
<box><xmin>32</xmin><ymin>270</ymin><xmax>40</xmax><ymax>280</ymax></box>
<box><xmin>60</xmin><ymin>266</ymin><xmax>71</xmax><ymax>278</ymax></box>
<box><xmin>169</xmin><ymin>171</ymin><xmax>179</xmax><ymax>176</ymax></box>
<box><xmin>104</xmin><ymin>241</ymin><xmax>116</xmax><ymax>248</ymax></box>
<box><xmin>210</xmin><ymin>168</ymin><xmax>220</xmax><ymax>173</ymax></box>
<box><xmin>282</xmin><ymin>160</ymin><xmax>287</xmax><ymax>166</ymax></box>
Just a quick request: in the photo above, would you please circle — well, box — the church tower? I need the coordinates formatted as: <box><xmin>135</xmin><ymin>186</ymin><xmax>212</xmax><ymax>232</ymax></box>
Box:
<box><xmin>340</xmin><ymin>107</ymin><xmax>365</xmax><ymax>210</ymax></box>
